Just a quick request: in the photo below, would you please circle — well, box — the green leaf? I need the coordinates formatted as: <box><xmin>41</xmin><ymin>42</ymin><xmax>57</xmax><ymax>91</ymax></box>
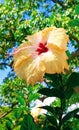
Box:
<box><xmin>64</xmin><ymin>87</ymin><xmax>73</xmax><ymax>99</ymax></box>
<box><xmin>40</xmin><ymin>106</ymin><xmax>55</xmax><ymax>114</ymax></box>
<box><xmin>66</xmin><ymin>72</ymin><xmax>79</xmax><ymax>88</ymax></box>
<box><xmin>40</xmin><ymin>106</ymin><xmax>61</xmax><ymax>117</ymax></box>
<box><xmin>38</xmin><ymin>88</ymin><xmax>64</xmax><ymax>98</ymax></box>
<box><xmin>45</xmin><ymin>74</ymin><xmax>61</xmax><ymax>88</ymax></box>
<box><xmin>6</xmin><ymin>119</ymin><xmax>13</xmax><ymax>130</ymax></box>
<box><xmin>16</xmin><ymin>92</ymin><xmax>26</xmax><ymax>106</ymax></box>
<box><xmin>62</xmin><ymin>121</ymin><xmax>72</xmax><ymax>130</ymax></box>
<box><xmin>13</xmin><ymin>108</ymin><xmax>23</xmax><ymax>119</ymax></box>
<box><xmin>68</xmin><ymin>19</ymin><xmax>79</xmax><ymax>27</ymax></box>
<box><xmin>43</xmin><ymin>125</ymin><xmax>58</xmax><ymax>130</ymax></box>
<box><xmin>43</xmin><ymin>127</ymin><xmax>50</xmax><ymax>130</ymax></box>
<box><xmin>75</xmin><ymin>5</ymin><xmax>79</xmax><ymax>14</ymax></box>
<box><xmin>17</xmin><ymin>96</ymin><xmax>26</xmax><ymax>105</ymax></box>
<box><xmin>62</xmin><ymin>108</ymin><xmax>79</xmax><ymax>123</ymax></box>
<box><xmin>66</xmin><ymin>50</ymin><xmax>71</xmax><ymax>59</ymax></box>
<box><xmin>20</xmin><ymin>114</ymin><xmax>38</xmax><ymax>130</ymax></box>
<box><xmin>46</xmin><ymin>115</ymin><xmax>57</xmax><ymax>126</ymax></box>
<box><xmin>28</xmin><ymin>93</ymin><xmax>39</xmax><ymax>102</ymax></box>
<box><xmin>74</xmin><ymin>114</ymin><xmax>79</xmax><ymax>119</ymax></box>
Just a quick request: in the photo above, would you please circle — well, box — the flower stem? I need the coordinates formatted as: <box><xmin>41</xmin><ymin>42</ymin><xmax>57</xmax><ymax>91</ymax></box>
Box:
<box><xmin>58</xmin><ymin>74</ymin><xmax>65</xmax><ymax>130</ymax></box>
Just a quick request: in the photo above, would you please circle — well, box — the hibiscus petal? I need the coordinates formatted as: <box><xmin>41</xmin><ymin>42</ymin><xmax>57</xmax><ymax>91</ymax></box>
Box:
<box><xmin>13</xmin><ymin>42</ymin><xmax>32</xmax><ymax>62</ymax></box>
<box><xmin>27</xmin><ymin>31</ymin><xmax>42</xmax><ymax>45</ymax></box>
<box><xmin>14</xmin><ymin>55</ymin><xmax>33</xmax><ymax>80</ymax></box>
<box><xmin>26</xmin><ymin>57</ymin><xmax>45</xmax><ymax>85</ymax></box>
<box><xmin>27</xmin><ymin>27</ymin><xmax>54</xmax><ymax>44</ymax></box>
<box><xmin>41</xmin><ymin>27</ymin><xmax>55</xmax><ymax>43</ymax></box>
<box><xmin>14</xmin><ymin>56</ymin><xmax>45</xmax><ymax>85</ymax></box>
<box><xmin>40</xmin><ymin>50</ymin><xmax>69</xmax><ymax>74</ymax></box>
<box><xmin>47</xmin><ymin>28</ymin><xmax>69</xmax><ymax>50</ymax></box>
<box><xmin>13</xmin><ymin>27</ymin><xmax>69</xmax><ymax>85</ymax></box>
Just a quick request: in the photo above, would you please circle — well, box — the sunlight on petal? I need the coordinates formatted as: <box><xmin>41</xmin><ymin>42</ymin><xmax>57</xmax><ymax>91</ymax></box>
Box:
<box><xmin>40</xmin><ymin>50</ymin><xmax>69</xmax><ymax>74</ymax></box>
<box><xmin>13</xmin><ymin>27</ymin><xmax>69</xmax><ymax>85</ymax></box>
<box><xmin>47</xmin><ymin>28</ymin><xmax>69</xmax><ymax>50</ymax></box>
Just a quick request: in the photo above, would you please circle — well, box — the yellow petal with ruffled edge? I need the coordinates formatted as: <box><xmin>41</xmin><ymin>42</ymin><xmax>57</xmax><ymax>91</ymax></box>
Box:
<box><xmin>27</xmin><ymin>27</ymin><xmax>54</xmax><ymax>44</ymax></box>
<box><xmin>26</xmin><ymin>57</ymin><xmax>45</xmax><ymax>85</ymax></box>
<box><xmin>13</xmin><ymin>27</ymin><xmax>69</xmax><ymax>85</ymax></box>
<box><xmin>14</xmin><ymin>55</ymin><xmax>45</xmax><ymax>85</ymax></box>
<box><xmin>41</xmin><ymin>27</ymin><xmax>55</xmax><ymax>43</ymax></box>
<box><xmin>13</xmin><ymin>42</ymin><xmax>32</xmax><ymax>62</ymax></box>
<box><xmin>47</xmin><ymin>28</ymin><xmax>69</xmax><ymax>50</ymax></box>
<box><xmin>27</xmin><ymin>31</ymin><xmax>42</xmax><ymax>45</ymax></box>
<box><xmin>40</xmin><ymin>50</ymin><xmax>69</xmax><ymax>74</ymax></box>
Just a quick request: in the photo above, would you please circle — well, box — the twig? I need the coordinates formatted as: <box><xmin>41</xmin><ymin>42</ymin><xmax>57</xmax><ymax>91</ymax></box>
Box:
<box><xmin>0</xmin><ymin>109</ymin><xmax>12</xmax><ymax>119</ymax></box>
<box><xmin>69</xmin><ymin>34</ymin><xmax>79</xmax><ymax>44</ymax></box>
<box><xmin>52</xmin><ymin>0</ymin><xmax>66</xmax><ymax>8</ymax></box>
<box><xmin>0</xmin><ymin>62</ymin><xmax>13</xmax><ymax>68</ymax></box>
<box><xmin>0</xmin><ymin>102</ymin><xmax>18</xmax><ymax>119</ymax></box>
<box><xmin>70</xmin><ymin>50</ymin><xmax>79</xmax><ymax>60</ymax></box>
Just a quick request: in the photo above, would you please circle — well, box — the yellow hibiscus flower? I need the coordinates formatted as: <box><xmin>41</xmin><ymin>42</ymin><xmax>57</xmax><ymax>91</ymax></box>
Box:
<box><xmin>13</xmin><ymin>27</ymin><xmax>69</xmax><ymax>85</ymax></box>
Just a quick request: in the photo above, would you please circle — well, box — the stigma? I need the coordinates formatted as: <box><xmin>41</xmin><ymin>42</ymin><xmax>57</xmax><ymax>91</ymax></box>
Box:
<box><xmin>36</xmin><ymin>42</ymin><xmax>48</xmax><ymax>55</ymax></box>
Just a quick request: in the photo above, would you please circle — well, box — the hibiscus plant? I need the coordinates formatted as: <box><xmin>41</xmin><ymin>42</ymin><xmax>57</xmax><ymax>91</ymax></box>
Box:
<box><xmin>0</xmin><ymin>0</ymin><xmax>79</xmax><ymax>130</ymax></box>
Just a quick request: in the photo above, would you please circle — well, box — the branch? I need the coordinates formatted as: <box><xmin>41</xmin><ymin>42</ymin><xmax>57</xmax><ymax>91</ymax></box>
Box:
<box><xmin>0</xmin><ymin>109</ymin><xmax>12</xmax><ymax>119</ymax></box>
<box><xmin>0</xmin><ymin>62</ymin><xmax>13</xmax><ymax>68</ymax></box>
<box><xmin>52</xmin><ymin>0</ymin><xmax>66</xmax><ymax>8</ymax></box>
<box><xmin>69</xmin><ymin>34</ymin><xmax>79</xmax><ymax>44</ymax></box>
<box><xmin>13</xmin><ymin>111</ymin><xmax>23</xmax><ymax>129</ymax></box>
<box><xmin>0</xmin><ymin>102</ymin><xmax>18</xmax><ymax>119</ymax></box>
<box><xmin>0</xmin><ymin>62</ymin><xmax>10</xmax><ymax>66</ymax></box>
<box><xmin>70</xmin><ymin>50</ymin><xmax>79</xmax><ymax>60</ymax></box>
<box><xmin>69</xmin><ymin>34</ymin><xmax>79</xmax><ymax>60</ymax></box>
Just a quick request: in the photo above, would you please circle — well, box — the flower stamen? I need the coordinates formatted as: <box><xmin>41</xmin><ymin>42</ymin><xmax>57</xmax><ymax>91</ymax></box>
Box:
<box><xmin>36</xmin><ymin>42</ymin><xmax>48</xmax><ymax>55</ymax></box>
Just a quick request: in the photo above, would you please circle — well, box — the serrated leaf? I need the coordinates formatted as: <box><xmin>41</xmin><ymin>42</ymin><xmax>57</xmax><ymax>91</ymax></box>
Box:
<box><xmin>66</xmin><ymin>72</ymin><xmax>79</xmax><ymax>88</ymax></box>
<box><xmin>62</xmin><ymin>108</ymin><xmax>79</xmax><ymax>123</ymax></box>
<box><xmin>20</xmin><ymin>114</ymin><xmax>38</xmax><ymax>130</ymax></box>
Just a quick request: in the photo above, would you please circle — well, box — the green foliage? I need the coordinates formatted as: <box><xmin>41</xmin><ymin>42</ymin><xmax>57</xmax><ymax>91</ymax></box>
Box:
<box><xmin>45</xmin><ymin>114</ymin><xmax>57</xmax><ymax>126</ymax></box>
<box><xmin>74</xmin><ymin>5</ymin><xmax>79</xmax><ymax>14</ymax></box>
<box><xmin>6</xmin><ymin>118</ymin><xmax>13</xmax><ymax>130</ymax></box>
<box><xmin>37</xmin><ymin>72</ymin><xmax>79</xmax><ymax>129</ymax></box>
<box><xmin>62</xmin><ymin>108</ymin><xmax>79</xmax><ymax>123</ymax></box>
<box><xmin>38</xmin><ymin>88</ymin><xmax>64</xmax><ymax>98</ymax></box>
<box><xmin>66</xmin><ymin>72</ymin><xmax>79</xmax><ymax>88</ymax></box>
<box><xmin>68</xmin><ymin>19</ymin><xmax>79</xmax><ymax>27</ymax></box>
<box><xmin>20</xmin><ymin>114</ymin><xmax>38</xmax><ymax>130</ymax></box>
<box><xmin>0</xmin><ymin>0</ymin><xmax>79</xmax><ymax>130</ymax></box>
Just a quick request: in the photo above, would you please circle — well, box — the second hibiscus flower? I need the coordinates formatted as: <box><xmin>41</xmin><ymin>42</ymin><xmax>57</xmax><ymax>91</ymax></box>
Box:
<box><xmin>13</xmin><ymin>27</ymin><xmax>69</xmax><ymax>85</ymax></box>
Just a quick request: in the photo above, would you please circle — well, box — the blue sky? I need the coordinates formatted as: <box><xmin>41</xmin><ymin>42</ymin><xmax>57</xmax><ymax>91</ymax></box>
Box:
<box><xmin>0</xmin><ymin>0</ymin><xmax>4</xmax><ymax>3</ymax></box>
<box><xmin>0</xmin><ymin>67</ymin><xmax>11</xmax><ymax>83</ymax></box>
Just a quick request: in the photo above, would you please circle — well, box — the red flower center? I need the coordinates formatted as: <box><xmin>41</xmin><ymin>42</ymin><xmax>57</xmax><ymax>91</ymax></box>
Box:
<box><xmin>36</xmin><ymin>42</ymin><xmax>48</xmax><ymax>55</ymax></box>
